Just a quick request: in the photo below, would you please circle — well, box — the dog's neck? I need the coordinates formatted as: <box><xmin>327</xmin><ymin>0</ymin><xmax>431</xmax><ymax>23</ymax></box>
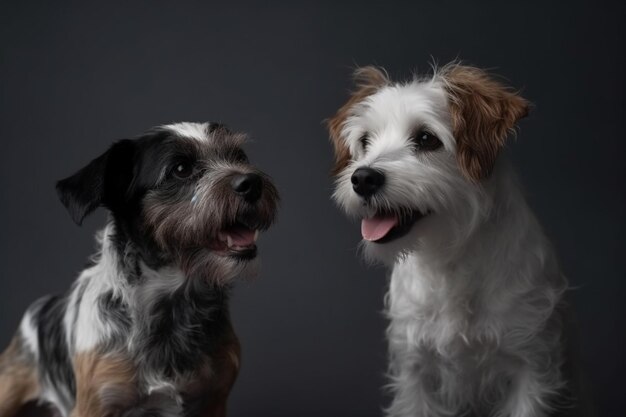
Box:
<box><xmin>87</xmin><ymin>220</ymin><xmax>230</xmax><ymax>310</ymax></box>
<box><xmin>94</xmin><ymin>219</ymin><xmax>218</xmax><ymax>285</ymax></box>
<box><xmin>84</xmin><ymin>221</ymin><xmax>232</xmax><ymax>376</ymax></box>
<box><xmin>401</xmin><ymin>161</ymin><xmax>560</xmax><ymax>295</ymax></box>
<box><xmin>388</xmin><ymin>161</ymin><xmax>566</xmax><ymax>352</ymax></box>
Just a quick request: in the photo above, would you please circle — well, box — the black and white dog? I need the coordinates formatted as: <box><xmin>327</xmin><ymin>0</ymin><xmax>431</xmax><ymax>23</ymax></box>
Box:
<box><xmin>0</xmin><ymin>122</ymin><xmax>279</xmax><ymax>417</ymax></box>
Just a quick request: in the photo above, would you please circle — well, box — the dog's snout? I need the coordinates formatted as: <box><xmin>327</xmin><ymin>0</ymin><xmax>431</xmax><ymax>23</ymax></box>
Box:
<box><xmin>351</xmin><ymin>168</ymin><xmax>385</xmax><ymax>197</ymax></box>
<box><xmin>231</xmin><ymin>173</ymin><xmax>263</xmax><ymax>202</ymax></box>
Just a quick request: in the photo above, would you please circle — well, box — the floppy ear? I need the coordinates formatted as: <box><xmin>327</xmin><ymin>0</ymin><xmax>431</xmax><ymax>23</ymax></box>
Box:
<box><xmin>441</xmin><ymin>64</ymin><xmax>530</xmax><ymax>182</ymax></box>
<box><xmin>326</xmin><ymin>66</ymin><xmax>389</xmax><ymax>174</ymax></box>
<box><xmin>56</xmin><ymin>140</ymin><xmax>135</xmax><ymax>225</ymax></box>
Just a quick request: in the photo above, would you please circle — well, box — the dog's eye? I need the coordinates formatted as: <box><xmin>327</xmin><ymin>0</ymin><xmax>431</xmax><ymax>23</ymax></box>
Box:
<box><xmin>359</xmin><ymin>133</ymin><xmax>370</xmax><ymax>151</ymax></box>
<box><xmin>412</xmin><ymin>131</ymin><xmax>442</xmax><ymax>151</ymax></box>
<box><xmin>172</xmin><ymin>162</ymin><xmax>193</xmax><ymax>179</ymax></box>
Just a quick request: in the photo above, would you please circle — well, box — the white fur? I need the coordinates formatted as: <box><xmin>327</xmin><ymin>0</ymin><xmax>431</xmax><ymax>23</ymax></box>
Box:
<box><xmin>70</xmin><ymin>225</ymin><xmax>129</xmax><ymax>354</ymax></box>
<box><xmin>333</xmin><ymin>74</ymin><xmax>569</xmax><ymax>416</ymax></box>
<box><xmin>18</xmin><ymin>307</ymin><xmax>39</xmax><ymax>360</ymax></box>
<box><xmin>163</xmin><ymin>121</ymin><xmax>210</xmax><ymax>142</ymax></box>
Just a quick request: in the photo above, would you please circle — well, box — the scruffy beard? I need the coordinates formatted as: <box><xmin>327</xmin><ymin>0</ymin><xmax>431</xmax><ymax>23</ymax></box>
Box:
<box><xmin>141</xmin><ymin>164</ymin><xmax>278</xmax><ymax>286</ymax></box>
<box><xmin>176</xmin><ymin>248</ymin><xmax>260</xmax><ymax>286</ymax></box>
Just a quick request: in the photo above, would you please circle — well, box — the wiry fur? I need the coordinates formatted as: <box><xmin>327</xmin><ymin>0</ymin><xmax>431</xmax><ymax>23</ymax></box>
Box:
<box><xmin>328</xmin><ymin>64</ymin><xmax>580</xmax><ymax>416</ymax></box>
<box><xmin>0</xmin><ymin>122</ymin><xmax>278</xmax><ymax>417</ymax></box>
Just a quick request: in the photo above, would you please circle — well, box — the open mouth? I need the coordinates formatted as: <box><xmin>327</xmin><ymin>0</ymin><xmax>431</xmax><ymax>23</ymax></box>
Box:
<box><xmin>361</xmin><ymin>209</ymin><xmax>428</xmax><ymax>244</ymax></box>
<box><xmin>209</xmin><ymin>223</ymin><xmax>260</xmax><ymax>260</ymax></box>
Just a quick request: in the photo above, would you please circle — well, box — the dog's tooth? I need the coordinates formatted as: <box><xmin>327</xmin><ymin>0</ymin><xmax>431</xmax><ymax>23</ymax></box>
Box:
<box><xmin>253</xmin><ymin>230</ymin><xmax>259</xmax><ymax>242</ymax></box>
<box><xmin>227</xmin><ymin>235</ymin><xmax>233</xmax><ymax>248</ymax></box>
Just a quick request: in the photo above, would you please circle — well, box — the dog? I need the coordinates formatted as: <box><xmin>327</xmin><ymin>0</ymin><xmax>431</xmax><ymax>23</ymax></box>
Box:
<box><xmin>327</xmin><ymin>64</ymin><xmax>581</xmax><ymax>416</ymax></box>
<box><xmin>0</xmin><ymin>122</ymin><xmax>279</xmax><ymax>417</ymax></box>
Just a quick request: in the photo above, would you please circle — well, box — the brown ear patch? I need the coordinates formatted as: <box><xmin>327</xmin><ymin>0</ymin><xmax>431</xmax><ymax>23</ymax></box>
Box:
<box><xmin>326</xmin><ymin>66</ymin><xmax>389</xmax><ymax>175</ymax></box>
<box><xmin>441</xmin><ymin>64</ymin><xmax>530</xmax><ymax>182</ymax></box>
<box><xmin>71</xmin><ymin>351</ymin><xmax>138</xmax><ymax>416</ymax></box>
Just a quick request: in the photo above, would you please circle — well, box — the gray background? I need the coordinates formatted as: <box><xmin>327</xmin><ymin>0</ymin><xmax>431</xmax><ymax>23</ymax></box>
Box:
<box><xmin>1</xmin><ymin>1</ymin><xmax>624</xmax><ymax>416</ymax></box>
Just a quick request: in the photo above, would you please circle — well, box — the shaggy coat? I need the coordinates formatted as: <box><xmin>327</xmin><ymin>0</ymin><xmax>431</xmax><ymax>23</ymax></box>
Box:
<box><xmin>0</xmin><ymin>122</ymin><xmax>278</xmax><ymax>417</ymax></box>
<box><xmin>328</xmin><ymin>64</ymin><xmax>585</xmax><ymax>417</ymax></box>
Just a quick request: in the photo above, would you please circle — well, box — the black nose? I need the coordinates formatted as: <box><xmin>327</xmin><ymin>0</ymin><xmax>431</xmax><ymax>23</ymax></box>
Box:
<box><xmin>351</xmin><ymin>168</ymin><xmax>385</xmax><ymax>198</ymax></box>
<box><xmin>231</xmin><ymin>173</ymin><xmax>263</xmax><ymax>202</ymax></box>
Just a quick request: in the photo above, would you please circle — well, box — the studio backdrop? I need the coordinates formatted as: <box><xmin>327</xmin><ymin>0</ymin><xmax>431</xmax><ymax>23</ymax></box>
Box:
<box><xmin>1</xmin><ymin>1</ymin><xmax>624</xmax><ymax>416</ymax></box>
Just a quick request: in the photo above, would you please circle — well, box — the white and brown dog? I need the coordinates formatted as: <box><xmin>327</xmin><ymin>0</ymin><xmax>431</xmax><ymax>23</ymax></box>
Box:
<box><xmin>328</xmin><ymin>64</ymin><xmax>582</xmax><ymax>416</ymax></box>
<box><xmin>0</xmin><ymin>122</ymin><xmax>278</xmax><ymax>417</ymax></box>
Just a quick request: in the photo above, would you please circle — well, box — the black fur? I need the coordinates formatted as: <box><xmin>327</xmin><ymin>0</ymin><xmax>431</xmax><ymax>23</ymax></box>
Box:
<box><xmin>139</xmin><ymin>282</ymin><xmax>230</xmax><ymax>377</ymax></box>
<box><xmin>207</xmin><ymin>122</ymin><xmax>228</xmax><ymax>134</ymax></box>
<box><xmin>56</xmin><ymin>139</ymin><xmax>136</xmax><ymax>226</ymax></box>
<box><xmin>35</xmin><ymin>295</ymin><xmax>76</xmax><ymax>401</ymax></box>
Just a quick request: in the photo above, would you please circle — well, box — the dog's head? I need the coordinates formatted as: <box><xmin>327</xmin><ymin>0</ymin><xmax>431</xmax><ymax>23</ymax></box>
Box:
<box><xmin>327</xmin><ymin>64</ymin><xmax>529</xmax><ymax>263</ymax></box>
<box><xmin>57</xmin><ymin>122</ymin><xmax>279</xmax><ymax>284</ymax></box>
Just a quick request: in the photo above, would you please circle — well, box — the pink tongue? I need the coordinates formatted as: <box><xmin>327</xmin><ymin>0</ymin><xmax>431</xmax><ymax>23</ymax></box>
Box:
<box><xmin>228</xmin><ymin>228</ymin><xmax>256</xmax><ymax>246</ymax></box>
<box><xmin>361</xmin><ymin>215</ymin><xmax>398</xmax><ymax>241</ymax></box>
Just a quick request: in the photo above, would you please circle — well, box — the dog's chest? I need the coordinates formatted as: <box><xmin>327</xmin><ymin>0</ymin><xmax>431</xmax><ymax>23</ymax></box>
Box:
<box><xmin>132</xmin><ymin>316</ymin><xmax>240</xmax><ymax>414</ymax></box>
<box><xmin>387</xmin><ymin>255</ymin><xmax>511</xmax><ymax>354</ymax></box>
<box><xmin>125</xmin><ymin>276</ymin><xmax>241</xmax><ymax>411</ymax></box>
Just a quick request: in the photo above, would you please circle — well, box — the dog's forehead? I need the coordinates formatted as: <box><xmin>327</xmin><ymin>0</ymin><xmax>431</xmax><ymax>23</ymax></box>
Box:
<box><xmin>161</xmin><ymin>122</ymin><xmax>246</xmax><ymax>149</ymax></box>
<box><xmin>360</xmin><ymin>82</ymin><xmax>449</xmax><ymax>127</ymax></box>
<box><xmin>341</xmin><ymin>81</ymin><xmax>455</xmax><ymax>157</ymax></box>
